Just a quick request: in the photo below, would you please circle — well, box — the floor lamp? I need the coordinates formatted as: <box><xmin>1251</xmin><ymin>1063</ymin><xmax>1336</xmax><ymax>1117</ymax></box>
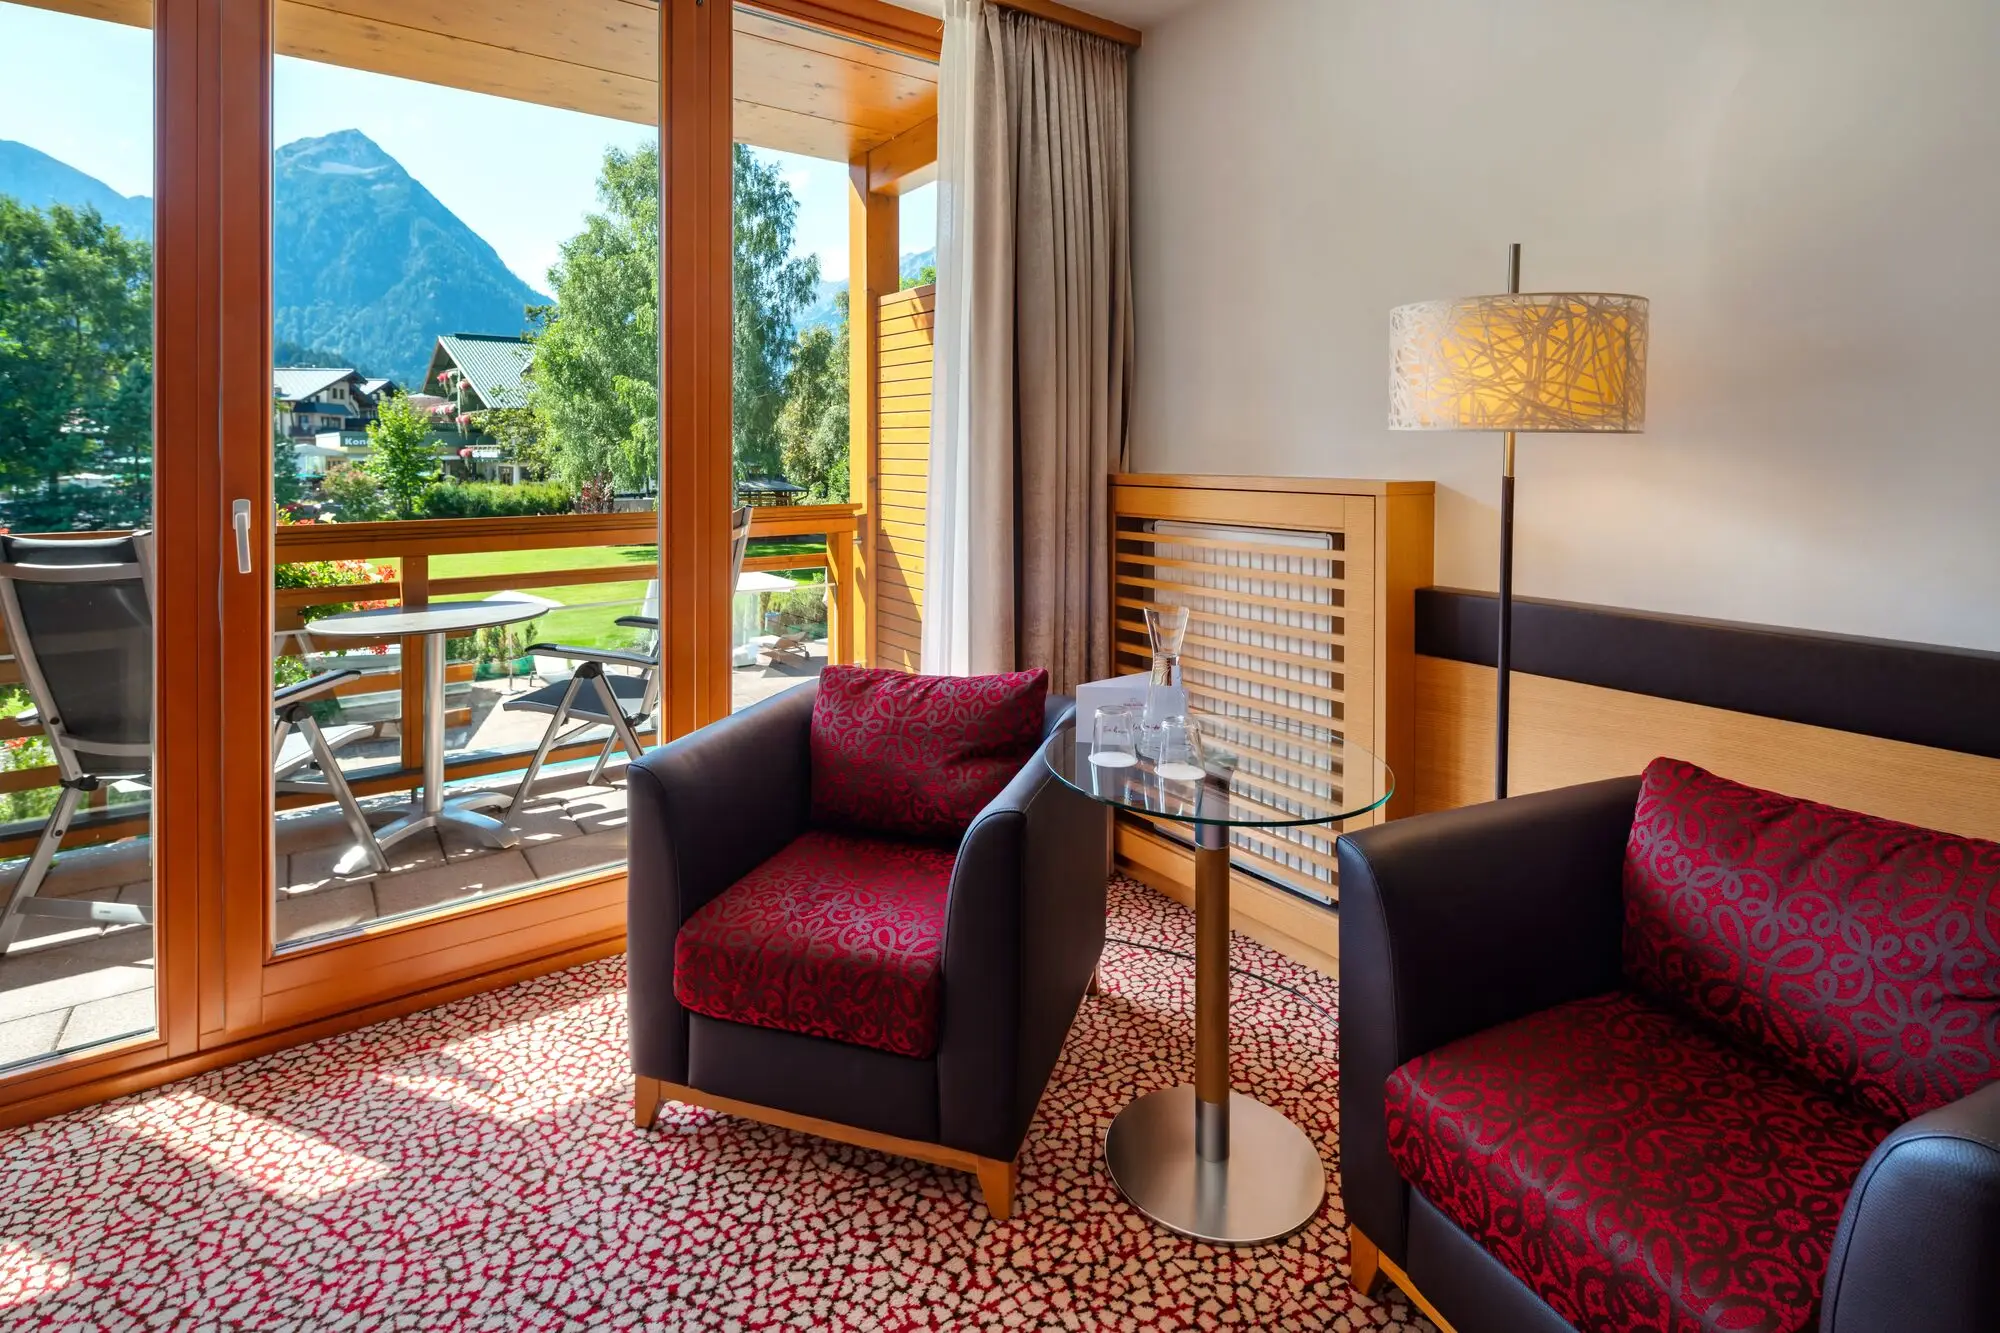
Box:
<box><xmin>1389</xmin><ymin>246</ymin><xmax>1648</xmax><ymax>798</ymax></box>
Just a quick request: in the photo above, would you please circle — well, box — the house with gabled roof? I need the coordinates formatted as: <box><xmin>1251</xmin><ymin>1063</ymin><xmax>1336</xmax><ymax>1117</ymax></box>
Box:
<box><xmin>272</xmin><ymin>366</ymin><xmax>376</xmax><ymax>440</ymax></box>
<box><xmin>424</xmin><ymin>333</ymin><xmax>534</xmax><ymax>413</ymax></box>
<box><xmin>273</xmin><ymin>366</ymin><xmax>402</xmax><ymax>482</ymax></box>
<box><xmin>423</xmin><ymin>333</ymin><xmax>538</xmax><ymax>480</ymax></box>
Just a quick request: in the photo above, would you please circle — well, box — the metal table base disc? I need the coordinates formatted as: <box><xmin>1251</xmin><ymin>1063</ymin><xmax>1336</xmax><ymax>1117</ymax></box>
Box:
<box><xmin>1104</xmin><ymin>1085</ymin><xmax>1327</xmax><ymax>1245</ymax></box>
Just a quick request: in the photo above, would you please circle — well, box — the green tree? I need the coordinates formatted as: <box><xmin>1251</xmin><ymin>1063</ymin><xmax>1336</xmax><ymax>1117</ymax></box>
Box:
<box><xmin>777</xmin><ymin>290</ymin><xmax>849</xmax><ymax>503</ymax></box>
<box><xmin>531</xmin><ymin>141</ymin><xmax>823</xmax><ymax>499</ymax></box>
<box><xmin>321</xmin><ymin>460</ymin><xmax>386</xmax><ymax>521</ymax></box>
<box><xmin>902</xmin><ymin>264</ymin><xmax>937</xmax><ymax>289</ymax></box>
<box><xmin>471</xmin><ymin>405</ymin><xmax>541</xmax><ymax>481</ymax></box>
<box><xmin>364</xmin><ymin>392</ymin><xmax>438</xmax><ymax>518</ymax></box>
<box><xmin>531</xmin><ymin>144</ymin><xmax>660</xmax><ymax>496</ymax></box>
<box><xmin>732</xmin><ymin>144</ymin><xmax>820</xmax><ymax>483</ymax></box>
<box><xmin>272</xmin><ymin>420</ymin><xmax>305</xmax><ymax>510</ymax></box>
<box><xmin>0</xmin><ymin>199</ymin><xmax>153</xmax><ymax>530</ymax></box>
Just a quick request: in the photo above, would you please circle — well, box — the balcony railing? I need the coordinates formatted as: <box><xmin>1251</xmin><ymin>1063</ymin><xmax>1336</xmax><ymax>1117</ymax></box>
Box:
<box><xmin>0</xmin><ymin>503</ymin><xmax>861</xmax><ymax>856</ymax></box>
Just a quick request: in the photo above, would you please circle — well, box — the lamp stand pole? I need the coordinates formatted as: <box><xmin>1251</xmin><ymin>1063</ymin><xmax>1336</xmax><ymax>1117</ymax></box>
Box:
<box><xmin>1495</xmin><ymin>242</ymin><xmax>1521</xmax><ymax>800</ymax></box>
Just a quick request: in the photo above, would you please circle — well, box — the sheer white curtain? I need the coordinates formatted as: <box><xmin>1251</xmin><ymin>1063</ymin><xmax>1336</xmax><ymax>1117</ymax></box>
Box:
<box><xmin>924</xmin><ymin>1</ymin><xmax>1132</xmax><ymax>688</ymax></box>
<box><xmin>924</xmin><ymin>0</ymin><xmax>989</xmax><ymax>677</ymax></box>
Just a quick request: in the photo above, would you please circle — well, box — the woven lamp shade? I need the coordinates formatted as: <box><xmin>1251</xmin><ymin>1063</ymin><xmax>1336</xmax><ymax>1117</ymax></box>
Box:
<box><xmin>1389</xmin><ymin>292</ymin><xmax>1648</xmax><ymax>432</ymax></box>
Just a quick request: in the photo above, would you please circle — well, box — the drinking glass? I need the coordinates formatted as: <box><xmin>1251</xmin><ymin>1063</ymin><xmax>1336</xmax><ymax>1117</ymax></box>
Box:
<box><xmin>1090</xmin><ymin>704</ymin><xmax>1140</xmax><ymax>768</ymax></box>
<box><xmin>1150</xmin><ymin>716</ymin><xmax>1206</xmax><ymax>783</ymax></box>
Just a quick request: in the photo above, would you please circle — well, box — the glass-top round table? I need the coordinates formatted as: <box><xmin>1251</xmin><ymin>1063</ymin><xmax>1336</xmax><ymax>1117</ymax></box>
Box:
<box><xmin>1045</xmin><ymin>708</ymin><xmax>1393</xmax><ymax>1246</ymax></box>
<box><xmin>307</xmin><ymin>599</ymin><xmax>551</xmax><ymax>868</ymax></box>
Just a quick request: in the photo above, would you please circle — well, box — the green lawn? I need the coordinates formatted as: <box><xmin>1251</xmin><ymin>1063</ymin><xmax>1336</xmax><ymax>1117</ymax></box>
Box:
<box><xmin>418</xmin><ymin>538</ymin><xmax>828</xmax><ymax>653</ymax></box>
<box><xmin>424</xmin><ymin>536</ymin><xmax>825</xmax><ymax>582</ymax></box>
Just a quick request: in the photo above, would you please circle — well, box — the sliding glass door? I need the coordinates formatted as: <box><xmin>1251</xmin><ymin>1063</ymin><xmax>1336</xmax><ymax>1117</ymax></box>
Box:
<box><xmin>256</xmin><ymin>10</ymin><xmax>664</xmax><ymax>955</ymax></box>
<box><xmin>0</xmin><ymin>0</ymin><xmax>161</xmax><ymax>1074</ymax></box>
<box><xmin>203</xmin><ymin>0</ymin><xmax>688</xmax><ymax>1037</ymax></box>
<box><xmin>0</xmin><ymin>0</ymin><xmax>939</xmax><ymax>1119</ymax></box>
<box><xmin>0</xmin><ymin>0</ymin><xmax>232</xmax><ymax>1112</ymax></box>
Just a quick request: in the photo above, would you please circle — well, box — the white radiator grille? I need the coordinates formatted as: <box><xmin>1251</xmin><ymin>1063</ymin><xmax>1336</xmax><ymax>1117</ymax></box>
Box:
<box><xmin>1112</xmin><ymin>518</ymin><xmax>1348</xmax><ymax>904</ymax></box>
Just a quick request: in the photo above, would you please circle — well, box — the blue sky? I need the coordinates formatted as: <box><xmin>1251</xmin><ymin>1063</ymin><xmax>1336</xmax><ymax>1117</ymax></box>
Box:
<box><xmin>0</xmin><ymin>3</ymin><xmax>934</xmax><ymax>290</ymax></box>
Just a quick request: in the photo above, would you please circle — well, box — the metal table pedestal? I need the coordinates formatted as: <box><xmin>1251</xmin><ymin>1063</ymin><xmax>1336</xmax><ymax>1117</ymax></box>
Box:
<box><xmin>309</xmin><ymin>602</ymin><xmax>547</xmax><ymax>875</ymax></box>
<box><xmin>1102</xmin><ymin>821</ymin><xmax>1326</xmax><ymax>1245</ymax></box>
<box><xmin>1043</xmin><ymin>709</ymin><xmax>1392</xmax><ymax>1247</ymax></box>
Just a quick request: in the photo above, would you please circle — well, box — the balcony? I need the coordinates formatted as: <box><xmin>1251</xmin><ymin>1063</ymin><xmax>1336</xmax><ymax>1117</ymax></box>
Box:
<box><xmin>0</xmin><ymin>503</ymin><xmax>857</xmax><ymax>1064</ymax></box>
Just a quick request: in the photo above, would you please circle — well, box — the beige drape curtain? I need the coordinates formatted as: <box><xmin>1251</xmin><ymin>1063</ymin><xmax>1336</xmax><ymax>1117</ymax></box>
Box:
<box><xmin>926</xmin><ymin>2</ymin><xmax>1133</xmax><ymax>692</ymax></box>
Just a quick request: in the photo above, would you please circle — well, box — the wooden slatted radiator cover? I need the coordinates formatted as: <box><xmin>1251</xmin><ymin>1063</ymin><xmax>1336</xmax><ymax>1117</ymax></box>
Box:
<box><xmin>1109</xmin><ymin>475</ymin><xmax>1433</xmax><ymax>963</ymax></box>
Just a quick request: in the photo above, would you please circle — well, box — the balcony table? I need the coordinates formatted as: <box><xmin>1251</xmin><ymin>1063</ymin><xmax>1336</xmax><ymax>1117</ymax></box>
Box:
<box><xmin>306</xmin><ymin>599</ymin><xmax>549</xmax><ymax>869</ymax></box>
<box><xmin>1044</xmin><ymin>709</ymin><xmax>1392</xmax><ymax>1246</ymax></box>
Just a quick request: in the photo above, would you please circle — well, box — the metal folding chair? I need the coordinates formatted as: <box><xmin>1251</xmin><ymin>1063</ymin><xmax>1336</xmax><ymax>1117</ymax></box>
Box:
<box><xmin>0</xmin><ymin>533</ymin><xmax>157</xmax><ymax>951</ymax></box>
<box><xmin>502</xmin><ymin>506</ymin><xmax>752</xmax><ymax>813</ymax></box>
<box><xmin>272</xmin><ymin>630</ymin><xmax>389</xmax><ymax>876</ymax></box>
<box><xmin>0</xmin><ymin>538</ymin><xmax>396</xmax><ymax>954</ymax></box>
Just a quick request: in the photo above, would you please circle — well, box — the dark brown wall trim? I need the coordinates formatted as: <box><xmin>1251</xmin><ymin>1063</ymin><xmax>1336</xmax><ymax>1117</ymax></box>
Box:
<box><xmin>1416</xmin><ymin>588</ymin><xmax>2000</xmax><ymax>762</ymax></box>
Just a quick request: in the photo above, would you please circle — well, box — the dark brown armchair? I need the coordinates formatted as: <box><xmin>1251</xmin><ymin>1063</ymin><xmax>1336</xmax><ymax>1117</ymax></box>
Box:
<box><xmin>625</xmin><ymin>674</ymin><xmax>1109</xmax><ymax>1218</ymax></box>
<box><xmin>1337</xmin><ymin>760</ymin><xmax>2000</xmax><ymax>1333</ymax></box>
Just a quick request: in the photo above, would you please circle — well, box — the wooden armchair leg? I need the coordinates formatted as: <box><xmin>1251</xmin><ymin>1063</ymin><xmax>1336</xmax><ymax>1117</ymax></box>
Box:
<box><xmin>1087</xmin><ymin>964</ymin><xmax>1103</xmax><ymax>996</ymax></box>
<box><xmin>975</xmin><ymin>1158</ymin><xmax>1017</xmax><ymax>1221</ymax></box>
<box><xmin>1348</xmin><ymin>1224</ymin><xmax>1382</xmax><ymax>1296</ymax></box>
<box><xmin>634</xmin><ymin>1075</ymin><xmax>665</xmax><ymax>1130</ymax></box>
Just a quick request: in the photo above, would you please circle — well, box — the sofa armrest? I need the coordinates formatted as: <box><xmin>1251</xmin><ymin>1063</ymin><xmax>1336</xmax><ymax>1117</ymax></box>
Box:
<box><xmin>936</xmin><ymin>724</ymin><xmax>1109</xmax><ymax>1162</ymax></box>
<box><xmin>1821</xmin><ymin>1079</ymin><xmax>2000</xmax><ymax>1333</ymax></box>
<box><xmin>1335</xmin><ymin>775</ymin><xmax>1639</xmax><ymax>1262</ymax></box>
<box><xmin>625</xmin><ymin>681</ymin><xmax>816</xmax><ymax>1082</ymax></box>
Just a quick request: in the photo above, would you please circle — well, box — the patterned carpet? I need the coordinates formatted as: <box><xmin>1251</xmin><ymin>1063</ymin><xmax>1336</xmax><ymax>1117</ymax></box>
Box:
<box><xmin>0</xmin><ymin>879</ymin><xmax>1434</xmax><ymax>1331</ymax></box>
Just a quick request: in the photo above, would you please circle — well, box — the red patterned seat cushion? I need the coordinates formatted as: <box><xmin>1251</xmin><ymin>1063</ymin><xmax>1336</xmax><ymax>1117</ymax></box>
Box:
<box><xmin>1386</xmin><ymin>990</ymin><xmax>1894</xmax><ymax>1333</ymax></box>
<box><xmin>809</xmin><ymin>664</ymin><xmax>1049</xmax><ymax>841</ymax></box>
<box><xmin>672</xmin><ymin>829</ymin><xmax>955</xmax><ymax>1059</ymax></box>
<box><xmin>1624</xmin><ymin>757</ymin><xmax>2000</xmax><ymax>1123</ymax></box>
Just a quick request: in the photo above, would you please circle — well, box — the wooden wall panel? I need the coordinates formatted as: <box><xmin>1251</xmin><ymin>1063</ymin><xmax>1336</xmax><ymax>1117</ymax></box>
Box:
<box><xmin>20</xmin><ymin>0</ymin><xmax>937</xmax><ymax>158</ymax></box>
<box><xmin>1415</xmin><ymin>656</ymin><xmax>2000</xmax><ymax>842</ymax></box>
<box><xmin>873</xmin><ymin>285</ymin><xmax>932</xmax><ymax>673</ymax></box>
<box><xmin>741</xmin><ymin>0</ymin><xmax>942</xmax><ymax>59</ymax></box>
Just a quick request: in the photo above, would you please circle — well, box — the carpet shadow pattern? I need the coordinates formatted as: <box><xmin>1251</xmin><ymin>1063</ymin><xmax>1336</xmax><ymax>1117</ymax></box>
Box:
<box><xmin>0</xmin><ymin>879</ymin><xmax>1435</xmax><ymax>1331</ymax></box>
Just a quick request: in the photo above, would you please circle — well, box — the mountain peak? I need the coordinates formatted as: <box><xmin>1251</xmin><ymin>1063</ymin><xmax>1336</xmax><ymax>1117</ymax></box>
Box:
<box><xmin>277</xmin><ymin>129</ymin><xmax>399</xmax><ymax>175</ymax></box>
<box><xmin>0</xmin><ymin>139</ymin><xmax>153</xmax><ymax>238</ymax></box>
<box><xmin>271</xmin><ymin>130</ymin><xmax>544</xmax><ymax>382</ymax></box>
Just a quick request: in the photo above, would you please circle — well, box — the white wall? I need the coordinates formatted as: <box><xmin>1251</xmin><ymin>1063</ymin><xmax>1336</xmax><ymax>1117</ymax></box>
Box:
<box><xmin>1130</xmin><ymin>0</ymin><xmax>2000</xmax><ymax>651</ymax></box>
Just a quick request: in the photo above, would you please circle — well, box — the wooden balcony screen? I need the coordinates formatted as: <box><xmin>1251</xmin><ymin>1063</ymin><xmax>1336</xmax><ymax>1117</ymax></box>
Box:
<box><xmin>873</xmin><ymin>283</ymin><xmax>933</xmax><ymax>672</ymax></box>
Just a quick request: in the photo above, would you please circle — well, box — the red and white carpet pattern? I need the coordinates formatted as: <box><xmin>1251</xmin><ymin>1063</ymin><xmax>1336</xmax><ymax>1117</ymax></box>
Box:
<box><xmin>0</xmin><ymin>880</ymin><xmax>1433</xmax><ymax>1331</ymax></box>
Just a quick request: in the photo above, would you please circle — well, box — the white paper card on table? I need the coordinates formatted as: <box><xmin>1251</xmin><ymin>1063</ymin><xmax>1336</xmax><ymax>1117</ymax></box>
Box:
<box><xmin>1072</xmin><ymin>672</ymin><xmax>1149</xmax><ymax>757</ymax></box>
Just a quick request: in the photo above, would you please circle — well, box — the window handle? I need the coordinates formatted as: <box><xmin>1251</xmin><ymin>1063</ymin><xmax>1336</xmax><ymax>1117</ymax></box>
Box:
<box><xmin>232</xmin><ymin>499</ymin><xmax>252</xmax><ymax>574</ymax></box>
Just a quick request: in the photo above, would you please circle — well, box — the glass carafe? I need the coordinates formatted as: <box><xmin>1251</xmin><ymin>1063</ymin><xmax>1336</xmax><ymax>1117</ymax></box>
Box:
<box><xmin>1140</xmin><ymin>605</ymin><xmax>1190</xmax><ymax>754</ymax></box>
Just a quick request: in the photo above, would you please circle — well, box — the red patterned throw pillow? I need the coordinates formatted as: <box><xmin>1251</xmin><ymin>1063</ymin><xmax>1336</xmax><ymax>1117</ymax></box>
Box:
<box><xmin>809</xmin><ymin>664</ymin><xmax>1049</xmax><ymax>841</ymax></box>
<box><xmin>1623</xmin><ymin>756</ymin><xmax>2000</xmax><ymax>1123</ymax></box>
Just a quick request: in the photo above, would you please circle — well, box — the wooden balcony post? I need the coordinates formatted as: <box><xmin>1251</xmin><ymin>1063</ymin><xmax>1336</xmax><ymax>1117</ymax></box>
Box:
<box><xmin>848</xmin><ymin>157</ymin><xmax>898</xmax><ymax>669</ymax></box>
<box><xmin>398</xmin><ymin>553</ymin><xmax>430</xmax><ymax>772</ymax></box>
<box><xmin>656</xmin><ymin>0</ymin><xmax>735</xmax><ymax>735</ymax></box>
<box><xmin>827</xmin><ymin>526</ymin><xmax>856</xmax><ymax>665</ymax></box>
